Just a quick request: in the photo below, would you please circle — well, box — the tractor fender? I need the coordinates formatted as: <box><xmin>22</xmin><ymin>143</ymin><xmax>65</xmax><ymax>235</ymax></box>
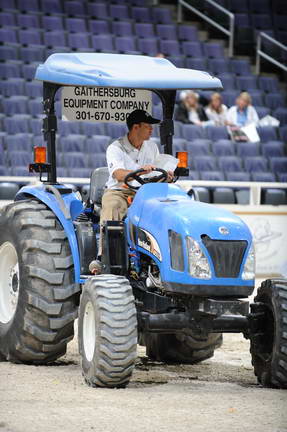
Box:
<box><xmin>15</xmin><ymin>184</ymin><xmax>84</xmax><ymax>283</ymax></box>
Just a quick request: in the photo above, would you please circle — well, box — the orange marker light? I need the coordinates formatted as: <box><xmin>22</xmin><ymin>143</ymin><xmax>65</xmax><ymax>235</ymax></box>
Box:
<box><xmin>176</xmin><ymin>151</ymin><xmax>188</xmax><ymax>168</ymax></box>
<box><xmin>34</xmin><ymin>146</ymin><xmax>46</xmax><ymax>164</ymax></box>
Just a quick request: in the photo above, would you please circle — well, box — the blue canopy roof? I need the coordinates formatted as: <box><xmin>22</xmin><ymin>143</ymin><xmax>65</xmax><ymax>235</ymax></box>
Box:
<box><xmin>35</xmin><ymin>53</ymin><xmax>222</xmax><ymax>90</ymax></box>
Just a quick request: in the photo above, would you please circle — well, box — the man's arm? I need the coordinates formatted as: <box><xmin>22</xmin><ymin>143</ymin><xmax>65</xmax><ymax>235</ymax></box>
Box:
<box><xmin>113</xmin><ymin>165</ymin><xmax>155</xmax><ymax>182</ymax></box>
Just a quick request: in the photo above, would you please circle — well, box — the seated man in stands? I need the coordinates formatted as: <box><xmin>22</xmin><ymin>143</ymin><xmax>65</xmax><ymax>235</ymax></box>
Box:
<box><xmin>89</xmin><ymin>109</ymin><xmax>174</xmax><ymax>274</ymax></box>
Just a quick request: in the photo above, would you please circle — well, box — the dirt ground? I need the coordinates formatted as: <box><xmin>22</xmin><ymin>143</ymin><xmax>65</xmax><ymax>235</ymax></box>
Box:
<box><xmin>0</xmin><ymin>326</ymin><xmax>286</xmax><ymax>432</ymax></box>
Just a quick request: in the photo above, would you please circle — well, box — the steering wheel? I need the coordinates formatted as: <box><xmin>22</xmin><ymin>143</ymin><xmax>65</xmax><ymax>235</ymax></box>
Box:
<box><xmin>124</xmin><ymin>168</ymin><xmax>168</xmax><ymax>190</ymax></box>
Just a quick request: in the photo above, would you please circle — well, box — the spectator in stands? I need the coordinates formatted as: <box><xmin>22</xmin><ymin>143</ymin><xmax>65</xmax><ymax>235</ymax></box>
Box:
<box><xmin>175</xmin><ymin>90</ymin><xmax>209</xmax><ymax>125</ymax></box>
<box><xmin>226</xmin><ymin>92</ymin><xmax>259</xmax><ymax>127</ymax></box>
<box><xmin>205</xmin><ymin>92</ymin><xmax>228</xmax><ymax>126</ymax></box>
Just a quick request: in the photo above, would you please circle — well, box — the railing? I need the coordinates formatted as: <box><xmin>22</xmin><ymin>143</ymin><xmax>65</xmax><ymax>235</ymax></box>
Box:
<box><xmin>1</xmin><ymin>176</ymin><xmax>286</xmax><ymax>206</ymax></box>
<box><xmin>177</xmin><ymin>0</ymin><xmax>235</xmax><ymax>57</ymax></box>
<box><xmin>255</xmin><ymin>32</ymin><xmax>287</xmax><ymax>75</ymax></box>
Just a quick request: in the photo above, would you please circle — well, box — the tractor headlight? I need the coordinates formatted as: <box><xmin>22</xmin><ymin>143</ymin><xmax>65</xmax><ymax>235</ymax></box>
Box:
<box><xmin>186</xmin><ymin>237</ymin><xmax>211</xmax><ymax>279</ymax></box>
<box><xmin>242</xmin><ymin>243</ymin><xmax>255</xmax><ymax>280</ymax></box>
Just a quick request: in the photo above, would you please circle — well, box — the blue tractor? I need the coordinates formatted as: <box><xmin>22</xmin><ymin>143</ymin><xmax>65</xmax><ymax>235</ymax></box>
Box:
<box><xmin>0</xmin><ymin>54</ymin><xmax>286</xmax><ymax>389</ymax></box>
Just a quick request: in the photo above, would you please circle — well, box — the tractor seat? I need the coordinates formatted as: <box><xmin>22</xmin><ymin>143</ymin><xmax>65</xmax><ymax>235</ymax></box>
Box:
<box><xmin>89</xmin><ymin>167</ymin><xmax>109</xmax><ymax>207</ymax></box>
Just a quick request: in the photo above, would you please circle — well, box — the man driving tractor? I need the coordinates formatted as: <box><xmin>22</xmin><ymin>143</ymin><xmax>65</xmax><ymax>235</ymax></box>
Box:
<box><xmin>90</xmin><ymin>109</ymin><xmax>175</xmax><ymax>274</ymax></box>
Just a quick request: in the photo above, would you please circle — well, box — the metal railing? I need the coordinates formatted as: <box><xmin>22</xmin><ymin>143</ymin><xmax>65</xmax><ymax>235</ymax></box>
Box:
<box><xmin>255</xmin><ymin>32</ymin><xmax>287</xmax><ymax>75</ymax></box>
<box><xmin>177</xmin><ymin>0</ymin><xmax>235</xmax><ymax>57</ymax></box>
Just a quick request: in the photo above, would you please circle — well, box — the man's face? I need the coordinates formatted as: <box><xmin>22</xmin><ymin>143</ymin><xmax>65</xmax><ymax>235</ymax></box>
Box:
<box><xmin>136</xmin><ymin>122</ymin><xmax>153</xmax><ymax>140</ymax></box>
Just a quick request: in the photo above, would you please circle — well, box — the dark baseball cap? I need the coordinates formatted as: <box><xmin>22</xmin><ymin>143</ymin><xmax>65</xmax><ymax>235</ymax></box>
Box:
<box><xmin>127</xmin><ymin>109</ymin><xmax>160</xmax><ymax>129</ymax></box>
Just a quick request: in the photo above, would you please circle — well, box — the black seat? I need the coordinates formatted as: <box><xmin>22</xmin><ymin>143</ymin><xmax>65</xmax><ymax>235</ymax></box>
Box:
<box><xmin>89</xmin><ymin>167</ymin><xmax>109</xmax><ymax>206</ymax></box>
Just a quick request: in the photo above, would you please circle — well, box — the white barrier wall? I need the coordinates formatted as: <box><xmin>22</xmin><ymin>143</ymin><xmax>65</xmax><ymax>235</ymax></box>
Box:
<box><xmin>220</xmin><ymin>205</ymin><xmax>287</xmax><ymax>277</ymax></box>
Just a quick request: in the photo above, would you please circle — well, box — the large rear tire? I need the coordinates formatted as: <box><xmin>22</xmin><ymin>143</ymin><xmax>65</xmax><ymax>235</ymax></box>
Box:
<box><xmin>78</xmin><ymin>275</ymin><xmax>137</xmax><ymax>388</ymax></box>
<box><xmin>250</xmin><ymin>279</ymin><xmax>287</xmax><ymax>389</ymax></box>
<box><xmin>146</xmin><ymin>330</ymin><xmax>222</xmax><ymax>364</ymax></box>
<box><xmin>0</xmin><ymin>200</ymin><xmax>80</xmax><ymax>364</ymax></box>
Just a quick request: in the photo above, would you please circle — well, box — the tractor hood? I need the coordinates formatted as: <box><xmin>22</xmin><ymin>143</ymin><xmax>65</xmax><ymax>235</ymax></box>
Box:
<box><xmin>127</xmin><ymin>183</ymin><xmax>253</xmax><ymax>290</ymax></box>
<box><xmin>129</xmin><ymin>183</ymin><xmax>250</xmax><ymax>242</ymax></box>
<box><xmin>35</xmin><ymin>53</ymin><xmax>222</xmax><ymax>90</ymax></box>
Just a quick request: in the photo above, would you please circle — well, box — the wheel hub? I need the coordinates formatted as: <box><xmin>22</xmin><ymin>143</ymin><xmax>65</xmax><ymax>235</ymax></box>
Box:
<box><xmin>83</xmin><ymin>301</ymin><xmax>96</xmax><ymax>362</ymax></box>
<box><xmin>0</xmin><ymin>242</ymin><xmax>20</xmax><ymax>324</ymax></box>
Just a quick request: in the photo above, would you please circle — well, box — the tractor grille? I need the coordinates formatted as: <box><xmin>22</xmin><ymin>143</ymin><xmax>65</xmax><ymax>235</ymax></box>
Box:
<box><xmin>201</xmin><ymin>236</ymin><xmax>247</xmax><ymax>278</ymax></box>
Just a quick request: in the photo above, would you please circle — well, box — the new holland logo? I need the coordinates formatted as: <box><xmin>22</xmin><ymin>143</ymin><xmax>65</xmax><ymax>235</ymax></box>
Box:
<box><xmin>219</xmin><ymin>226</ymin><xmax>229</xmax><ymax>235</ymax></box>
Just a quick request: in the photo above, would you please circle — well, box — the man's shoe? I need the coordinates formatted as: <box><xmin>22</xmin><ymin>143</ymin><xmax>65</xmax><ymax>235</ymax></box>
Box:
<box><xmin>89</xmin><ymin>259</ymin><xmax>102</xmax><ymax>275</ymax></box>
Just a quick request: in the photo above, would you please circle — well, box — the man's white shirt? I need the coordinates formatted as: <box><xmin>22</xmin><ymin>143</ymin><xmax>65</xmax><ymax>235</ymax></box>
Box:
<box><xmin>106</xmin><ymin>134</ymin><xmax>160</xmax><ymax>189</ymax></box>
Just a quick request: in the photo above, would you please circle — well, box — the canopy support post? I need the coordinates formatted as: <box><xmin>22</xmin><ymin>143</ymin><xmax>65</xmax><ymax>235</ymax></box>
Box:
<box><xmin>154</xmin><ymin>90</ymin><xmax>176</xmax><ymax>156</ymax></box>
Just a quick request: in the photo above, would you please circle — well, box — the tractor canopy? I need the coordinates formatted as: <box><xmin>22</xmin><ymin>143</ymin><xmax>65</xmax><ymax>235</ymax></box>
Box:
<box><xmin>35</xmin><ymin>53</ymin><xmax>222</xmax><ymax>89</ymax></box>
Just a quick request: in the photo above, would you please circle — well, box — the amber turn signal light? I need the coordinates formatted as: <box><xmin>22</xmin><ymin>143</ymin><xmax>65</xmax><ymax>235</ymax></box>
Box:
<box><xmin>34</xmin><ymin>146</ymin><xmax>47</xmax><ymax>164</ymax></box>
<box><xmin>176</xmin><ymin>151</ymin><xmax>188</xmax><ymax>168</ymax></box>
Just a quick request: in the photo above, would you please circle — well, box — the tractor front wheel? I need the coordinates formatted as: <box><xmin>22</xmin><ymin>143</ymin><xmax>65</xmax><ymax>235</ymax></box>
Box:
<box><xmin>250</xmin><ymin>278</ymin><xmax>287</xmax><ymax>389</ymax></box>
<box><xmin>0</xmin><ymin>200</ymin><xmax>80</xmax><ymax>364</ymax></box>
<box><xmin>78</xmin><ymin>275</ymin><xmax>137</xmax><ymax>388</ymax></box>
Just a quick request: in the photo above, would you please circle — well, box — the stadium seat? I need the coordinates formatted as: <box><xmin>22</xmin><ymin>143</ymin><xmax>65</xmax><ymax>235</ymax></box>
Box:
<box><xmin>0</xmin><ymin>28</ymin><xmax>18</xmax><ymax>44</ymax></box>
<box><xmin>205</xmin><ymin>126</ymin><xmax>229</xmax><ymax>141</ymax></box>
<box><xmin>132</xmin><ymin>7</ymin><xmax>151</xmax><ymax>22</ymax></box>
<box><xmin>262</xmin><ymin>189</ymin><xmax>287</xmax><ymax>205</ymax></box>
<box><xmin>193</xmin><ymin>187</ymin><xmax>210</xmax><ymax>203</ymax></box>
<box><xmin>0</xmin><ymin>78</ymin><xmax>25</xmax><ymax>97</ymax></box>
<box><xmin>182</xmin><ymin>41</ymin><xmax>203</xmax><ymax>57</ymax></box>
<box><xmin>6</xmin><ymin>151</ymin><xmax>32</xmax><ymax>167</ymax></box>
<box><xmin>42</xmin><ymin>16</ymin><xmax>64</xmax><ymax>31</ymax></box>
<box><xmin>86</xmin><ymin>136</ymin><xmax>111</xmax><ymax>153</ymax></box>
<box><xmin>87</xmin><ymin>3</ymin><xmax>109</xmax><ymax>18</ymax></box>
<box><xmin>107</xmin><ymin>123</ymin><xmax>127</xmax><ymax>139</ymax></box>
<box><xmin>261</xmin><ymin>141</ymin><xmax>285</xmax><ymax>158</ymax></box>
<box><xmin>258</xmin><ymin>76</ymin><xmax>279</xmax><ymax>93</ymax></box>
<box><xmin>208</xmin><ymin>60</ymin><xmax>231</xmax><ymax>75</ymax></box>
<box><xmin>112</xmin><ymin>22</ymin><xmax>133</xmax><ymax>37</ymax></box>
<box><xmin>60</xmin><ymin>135</ymin><xmax>86</xmax><ymax>153</ymax></box>
<box><xmin>212</xmin><ymin>140</ymin><xmax>235</xmax><ymax>156</ymax></box>
<box><xmin>255</xmin><ymin>106</ymin><xmax>271</xmax><ymax>119</ymax></box>
<box><xmin>236</xmin><ymin>75</ymin><xmax>258</xmax><ymax>91</ymax></box>
<box><xmin>91</xmin><ymin>35</ymin><xmax>114</xmax><ymax>52</ymax></box>
<box><xmin>181</xmin><ymin>125</ymin><xmax>205</xmax><ymax>141</ymax></box>
<box><xmin>257</xmin><ymin>127</ymin><xmax>278</xmax><ymax>142</ymax></box>
<box><xmin>89</xmin><ymin>20</ymin><xmax>110</xmax><ymax>35</ymax></box>
<box><xmin>185</xmin><ymin>57</ymin><xmax>207</xmax><ymax>70</ymax></box>
<box><xmin>251</xmin><ymin>172</ymin><xmax>276</xmax><ymax>182</ymax></box>
<box><xmin>265</xmin><ymin>93</ymin><xmax>286</xmax><ymax>110</ymax></box>
<box><xmin>152</xmin><ymin>7</ymin><xmax>173</xmax><ymax>24</ymax></box>
<box><xmin>4</xmin><ymin>133</ymin><xmax>33</xmax><ymax>152</ymax></box>
<box><xmin>226</xmin><ymin>172</ymin><xmax>251</xmax><ymax>181</ymax></box>
<box><xmin>186</xmin><ymin>141</ymin><xmax>210</xmax><ymax>156</ymax></box>
<box><xmin>213</xmin><ymin>188</ymin><xmax>236</xmax><ymax>204</ymax></box>
<box><xmin>69</xmin><ymin>168</ymin><xmax>91</xmax><ymax>178</ymax></box>
<box><xmin>82</xmin><ymin>122</ymin><xmax>106</xmax><ymax>136</ymax></box>
<box><xmin>115</xmin><ymin>37</ymin><xmax>138</xmax><ymax>53</ymax></box>
<box><xmin>178</xmin><ymin>25</ymin><xmax>198</xmax><ymax>41</ymax></box>
<box><xmin>58</xmin><ymin>120</ymin><xmax>82</xmax><ymax>136</ymax></box>
<box><xmin>40</xmin><ymin>0</ymin><xmax>63</xmax><ymax>13</ymax></box>
<box><xmin>218</xmin><ymin>156</ymin><xmax>242</xmax><ymax>172</ymax></box>
<box><xmin>17</xmin><ymin>14</ymin><xmax>40</xmax><ymax>28</ymax></box>
<box><xmin>25</xmin><ymin>81</ymin><xmax>42</xmax><ymax>98</ymax></box>
<box><xmin>134</xmin><ymin>23</ymin><xmax>155</xmax><ymax>38</ymax></box>
<box><xmin>193</xmin><ymin>156</ymin><xmax>217</xmax><ymax>171</ymax></box>
<box><xmin>156</xmin><ymin>24</ymin><xmax>177</xmax><ymax>40</ymax></box>
<box><xmin>64</xmin><ymin>1</ymin><xmax>86</xmax><ymax>16</ymax></box>
<box><xmin>200</xmin><ymin>171</ymin><xmax>225</xmax><ymax>181</ymax></box>
<box><xmin>88</xmin><ymin>153</ymin><xmax>108</xmax><ymax>169</ymax></box>
<box><xmin>110</xmin><ymin>4</ymin><xmax>130</xmax><ymax>20</ymax></box>
<box><xmin>138</xmin><ymin>38</ymin><xmax>158</xmax><ymax>56</ymax></box>
<box><xmin>64</xmin><ymin>152</ymin><xmax>87</xmax><ymax>169</ymax></box>
<box><xmin>230</xmin><ymin>59</ymin><xmax>251</xmax><ymax>75</ymax></box>
<box><xmin>270</xmin><ymin>157</ymin><xmax>287</xmax><ymax>173</ymax></box>
<box><xmin>236</xmin><ymin>141</ymin><xmax>260</xmax><ymax>157</ymax></box>
<box><xmin>4</xmin><ymin>115</ymin><xmax>30</xmax><ymax>134</ymax></box>
<box><xmin>0</xmin><ymin>12</ymin><xmax>16</xmax><ymax>26</ymax></box>
<box><xmin>244</xmin><ymin>156</ymin><xmax>268</xmax><ymax>172</ymax></box>
<box><xmin>203</xmin><ymin>43</ymin><xmax>224</xmax><ymax>58</ymax></box>
<box><xmin>273</xmin><ymin>108</ymin><xmax>287</xmax><ymax>125</ymax></box>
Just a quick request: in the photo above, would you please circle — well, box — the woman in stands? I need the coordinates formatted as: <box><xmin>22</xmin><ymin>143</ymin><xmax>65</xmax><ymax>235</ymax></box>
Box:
<box><xmin>175</xmin><ymin>90</ymin><xmax>209</xmax><ymax>125</ymax></box>
<box><xmin>205</xmin><ymin>92</ymin><xmax>228</xmax><ymax>126</ymax></box>
<box><xmin>227</xmin><ymin>91</ymin><xmax>259</xmax><ymax>126</ymax></box>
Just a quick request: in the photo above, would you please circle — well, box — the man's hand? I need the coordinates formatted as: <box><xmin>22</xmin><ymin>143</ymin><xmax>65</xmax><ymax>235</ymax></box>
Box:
<box><xmin>167</xmin><ymin>170</ymin><xmax>174</xmax><ymax>183</ymax></box>
<box><xmin>141</xmin><ymin>164</ymin><xmax>156</xmax><ymax>174</ymax></box>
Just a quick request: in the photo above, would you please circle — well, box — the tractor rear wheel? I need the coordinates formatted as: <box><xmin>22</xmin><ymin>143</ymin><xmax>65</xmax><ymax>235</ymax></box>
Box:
<box><xmin>78</xmin><ymin>275</ymin><xmax>137</xmax><ymax>387</ymax></box>
<box><xmin>250</xmin><ymin>279</ymin><xmax>287</xmax><ymax>389</ymax></box>
<box><xmin>0</xmin><ymin>200</ymin><xmax>80</xmax><ymax>364</ymax></box>
<box><xmin>146</xmin><ymin>331</ymin><xmax>222</xmax><ymax>364</ymax></box>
